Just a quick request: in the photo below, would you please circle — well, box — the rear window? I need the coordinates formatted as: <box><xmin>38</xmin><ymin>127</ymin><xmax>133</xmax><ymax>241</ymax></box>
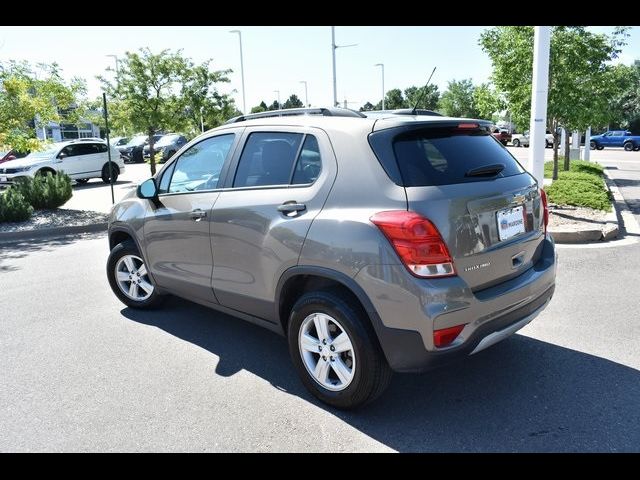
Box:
<box><xmin>370</xmin><ymin>125</ymin><xmax>526</xmax><ymax>187</ymax></box>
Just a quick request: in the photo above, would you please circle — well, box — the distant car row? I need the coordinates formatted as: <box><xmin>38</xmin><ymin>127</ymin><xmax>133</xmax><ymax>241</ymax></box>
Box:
<box><xmin>112</xmin><ymin>133</ymin><xmax>188</xmax><ymax>163</ymax></box>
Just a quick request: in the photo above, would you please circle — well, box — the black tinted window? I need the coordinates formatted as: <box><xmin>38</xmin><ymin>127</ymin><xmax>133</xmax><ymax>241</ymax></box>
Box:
<box><xmin>168</xmin><ymin>134</ymin><xmax>235</xmax><ymax>193</ymax></box>
<box><xmin>377</xmin><ymin>126</ymin><xmax>525</xmax><ymax>187</ymax></box>
<box><xmin>233</xmin><ymin>132</ymin><xmax>303</xmax><ymax>188</ymax></box>
<box><xmin>292</xmin><ymin>135</ymin><xmax>322</xmax><ymax>185</ymax></box>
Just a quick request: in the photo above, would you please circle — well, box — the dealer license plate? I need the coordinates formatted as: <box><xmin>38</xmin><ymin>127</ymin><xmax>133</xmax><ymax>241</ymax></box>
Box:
<box><xmin>497</xmin><ymin>205</ymin><xmax>526</xmax><ymax>241</ymax></box>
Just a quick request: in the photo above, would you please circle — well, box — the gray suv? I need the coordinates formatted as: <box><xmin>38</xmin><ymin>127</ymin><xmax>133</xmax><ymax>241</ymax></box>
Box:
<box><xmin>106</xmin><ymin>107</ymin><xmax>556</xmax><ymax>409</ymax></box>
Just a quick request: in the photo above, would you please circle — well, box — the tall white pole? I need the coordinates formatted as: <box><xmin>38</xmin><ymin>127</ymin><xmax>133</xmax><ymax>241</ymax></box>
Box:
<box><xmin>528</xmin><ymin>26</ymin><xmax>551</xmax><ymax>186</ymax></box>
<box><xmin>582</xmin><ymin>127</ymin><xmax>591</xmax><ymax>161</ymax></box>
<box><xmin>375</xmin><ymin>63</ymin><xmax>385</xmax><ymax>110</ymax></box>
<box><xmin>274</xmin><ymin>90</ymin><xmax>280</xmax><ymax>109</ymax></box>
<box><xmin>300</xmin><ymin>81</ymin><xmax>309</xmax><ymax>107</ymax></box>
<box><xmin>332</xmin><ymin>27</ymin><xmax>338</xmax><ymax>107</ymax></box>
<box><xmin>230</xmin><ymin>30</ymin><xmax>246</xmax><ymax>114</ymax></box>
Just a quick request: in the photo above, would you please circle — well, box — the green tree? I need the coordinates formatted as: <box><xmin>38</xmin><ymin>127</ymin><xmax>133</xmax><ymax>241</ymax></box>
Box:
<box><xmin>377</xmin><ymin>88</ymin><xmax>406</xmax><ymax>110</ymax></box>
<box><xmin>0</xmin><ymin>61</ymin><xmax>86</xmax><ymax>152</ymax></box>
<box><xmin>180</xmin><ymin>62</ymin><xmax>235</xmax><ymax>133</ymax></box>
<box><xmin>268</xmin><ymin>100</ymin><xmax>280</xmax><ymax>111</ymax></box>
<box><xmin>439</xmin><ymin>79</ymin><xmax>479</xmax><ymax>118</ymax></box>
<box><xmin>480</xmin><ymin>26</ymin><xmax>628</xmax><ymax>179</ymax></box>
<box><xmin>403</xmin><ymin>84</ymin><xmax>440</xmax><ymax>110</ymax></box>
<box><xmin>283</xmin><ymin>94</ymin><xmax>304</xmax><ymax>109</ymax></box>
<box><xmin>358</xmin><ymin>102</ymin><xmax>375</xmax><ymax>112</ymax></box>
<box><xmin>100</xmin><ymin>48</ymin><xmax>198</xmax><ymax>175</ymax></box>
<box><xmin>251</xmin><ymin>101</ymin><xmax>269</xmax><ymax>113</ymax></box>
<box><xmin>473</xmin><ymin>83</ymin><xmax>505</xmax><ymax>122</ymax></box>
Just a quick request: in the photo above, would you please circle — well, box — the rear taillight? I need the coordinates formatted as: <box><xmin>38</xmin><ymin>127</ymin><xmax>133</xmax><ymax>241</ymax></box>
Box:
<box><xmin>433</xmin><ymin>324</ymin><xmax>465</xmax><ymax>348</ymax></box>
<box><xmin>370</xmin><ymin>210</ymin><xmax>455</xmax><ymax>278</ymax></box>
<box><xmin>540</xmin><ymin>188</ymin><xmax>549</xmax><ymax>234</ymax></box>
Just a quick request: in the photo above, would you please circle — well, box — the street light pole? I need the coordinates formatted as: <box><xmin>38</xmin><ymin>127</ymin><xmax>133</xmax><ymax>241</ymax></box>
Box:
<box><xmin>274</xmin><ymin>90</ymin><xmax>280</xmax><ymax>109</ymax></box>
<box><xmin>527</xmin><ymin>26</ymin><xmax>550</xmax><ymax>186</ymax></box>
<box><xmin>300</xmin><ymin>80</ymin><xmax>309</xmax><ymax>107</ymax></box>
<box><xmin>374</xmin><ymin>63</ymin><xmax>385</xmax><ymax>110</ymax></box>
<box><xmin>229</xmin><ymin>30</ymin><xmax>246</xmax><ymax>114</ymax></box>
<box><xmin>331</xmin><ymin>26</ymin><xmax>357</xmax><ymax>108</ymax></box>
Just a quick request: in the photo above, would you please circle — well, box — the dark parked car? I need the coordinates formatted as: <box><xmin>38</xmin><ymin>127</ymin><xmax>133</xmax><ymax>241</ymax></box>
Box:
<box><xmin>0</xmin><ymin>149</ymin><xmax>29</xmax><ymax>165</ymax></box>
<box><xmin>120</xmin><ymin>135</ymin><xmax>162</xmax><ymax>163</ymax></box>
<box><xmin>143</xmin><ymin>134</ymin><xmax>188</xmax><ymax>163</ymax></box>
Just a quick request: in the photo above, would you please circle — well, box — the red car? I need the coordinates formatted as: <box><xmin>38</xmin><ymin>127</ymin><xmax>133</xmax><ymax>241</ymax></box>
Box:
<box><xmin>0</xmin><ymin>149</ymin><xmax>29</xmax><ymax>164</ymax></box>
<box><xmin>491</xmin><ymin>127</ymin><xmax>512</xmax><ymax>146</ymax></box>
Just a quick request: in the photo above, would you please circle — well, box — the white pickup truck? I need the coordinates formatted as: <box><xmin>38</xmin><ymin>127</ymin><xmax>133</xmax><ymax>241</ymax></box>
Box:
<box><xmin>511</xmin><ymin>130</ymin><xmax>554</xmax><ymax>148</ymax></box>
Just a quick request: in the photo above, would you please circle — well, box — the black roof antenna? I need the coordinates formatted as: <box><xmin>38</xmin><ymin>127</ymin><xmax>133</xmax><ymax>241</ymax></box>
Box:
<box><xmin>412</xmin><ymin>67</ymin><xmax>437</xmax><ymax>115</ymax></box>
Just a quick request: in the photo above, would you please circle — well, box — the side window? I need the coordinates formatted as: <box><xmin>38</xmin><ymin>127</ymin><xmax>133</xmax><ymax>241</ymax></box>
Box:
<box><xmin>167</xmin><ymin>134</ymin><xmax>235</xmax><ymax>194</ymax></box>
<box><xmin>233</xmin><ymin>132</ymin><xmax>303</xmax><ymax>188</ymax></box>
<box><xmin>158</xmin><ymin>161</ymin><xmax>176</xmax><ymax>194</ymax></box>
<box><xmin>97</xmin><ymin>143</ymin><xmax>107</xmax><ymax>153</ymax></box>
<box><xmin>292</xmin><ymin>135</ymin><xmax>322</xmax><ymax>185</ymax></box>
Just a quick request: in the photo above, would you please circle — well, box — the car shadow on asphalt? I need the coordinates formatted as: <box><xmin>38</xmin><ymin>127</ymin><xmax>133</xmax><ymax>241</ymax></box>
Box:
<box><xmin>121</xmin><ymin>296</ymin><xmax>640</xmax><ymax>452</ymax></box>
<box><xmin>0</xmin><ymin>232</ymin><xmax>106</xmax><ymax>272</ymax></box>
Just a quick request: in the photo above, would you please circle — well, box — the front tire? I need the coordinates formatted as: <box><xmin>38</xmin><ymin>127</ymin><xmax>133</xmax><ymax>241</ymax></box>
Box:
<box><xmin>513</xmin><ymin>139</ymin><xmax>521</xmax><ymax>147</ymax></box>
<box><xmin>597</xmin><ymin>145</ymin><xmax>604</xmax><ymax>150</ymax></box>
<box><xmin>75</xmin><ymin>178</ymin><xmax>89</xmax><ymax>184</ymax></box>
<box><xmin>106</xmin><ymin>240</ymin><xmax>164</xmax><ymax>309</ymax></box>
<box><xmin>287</xmin><ymin>290</ymin><xmax>392</xmax><ymax>409</ymax></box>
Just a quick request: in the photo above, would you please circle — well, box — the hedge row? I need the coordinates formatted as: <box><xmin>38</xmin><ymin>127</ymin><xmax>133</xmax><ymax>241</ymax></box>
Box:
<box><xmin>0</xmin><ymin>172</ymin><xmax>73</xmax><ymax>223</ymax></box>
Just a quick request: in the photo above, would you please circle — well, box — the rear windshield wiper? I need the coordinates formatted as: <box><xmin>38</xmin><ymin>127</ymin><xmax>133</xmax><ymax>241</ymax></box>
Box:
<box><xmin>465</xmin><ymin>163</ymin><xmax>505</xmax><ymax>177</ymax></box>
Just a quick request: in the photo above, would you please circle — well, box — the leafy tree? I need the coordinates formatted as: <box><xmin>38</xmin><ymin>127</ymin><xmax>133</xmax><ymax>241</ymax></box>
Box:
<box><xmin>480</xmin><ymin>26</ymin><xmax>628</xmax><ymax>179</ymax></box>
<box><xmin>283</xmin><ymin>94</ymin><xmax>304</xmax><ymax>109</ymax></box>
<box><xmin>404</xmin><ymin>84</ymin><xmax>440</xmax><ymax>110</ymax></box>
<box><xmin>251</xmin><ymin>101</ymin><xmax>269</xmax><ymax>113</ymax></box>
<box><xmin>0</xmin><ymin>61</ymin><xmax>86</xmax><ymax>152</ymax></box>
<box><xmin>439</xmin><ymin>79</ymin><xmax>479</xmax><ymax>118</ymax></box>
<box><xmin>473</xmin><ymin>83</ymin><xmax>505</xmax><ymax>122</ymax></box>
<box><xmin>180</xmin><ymin>62</ymin><xmax>235</xmax><ymax>133</ymax></box>
<box><xmin>359</xmin><ymin>102</ymin><xmax>376</xmax><ymax>112</ymax></box>
<box><xmin>100</xmin><ymin>48</ymin><xmax>234</xmax><ymax>175</ymax></box>
<box><xmin>268</xmin><ymin>100</ymin><xmax>280</xmax><ymax>111</ymax></box>
<box><xmin>379</xmin><ymin>88</ymin><xmax>406</xmax><ymax>110</ymax></box>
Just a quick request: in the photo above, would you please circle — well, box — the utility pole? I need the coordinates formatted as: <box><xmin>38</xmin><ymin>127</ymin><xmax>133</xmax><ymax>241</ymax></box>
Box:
<box><xmin>331</xmin><ymin>26</ymin><xmax>357</xmax><ymax>108</ymax></box>
<box><xmin>229</xmin><ymin>30</ymin><xmax>246</xmax><ymax>114</ymax></box>
<box><xmin>274</xmin><ymin>90</ymin><xmax>281</xmax><ymax>109</ymax></box>
<box><xmin>374</xmin><ymin>63</ymin><xmax>385</xmax><ymax>110</ymax></box>
<box><xmin>527</xmin><ymin>26</ymin><xmax>550</xmax><ymax>186</ymax></box>
<box><xmin>300</xmin><ymin>80</ymin><xmax>309</xmax><ymax>107</ymax></box>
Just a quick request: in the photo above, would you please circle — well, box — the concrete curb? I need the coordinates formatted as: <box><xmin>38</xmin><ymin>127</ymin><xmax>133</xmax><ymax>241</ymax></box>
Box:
<box><xmin>547</xmin><ymin>171</ymin><xmax>619</xmax><ymax>244</ymax></box>
<box><xmin>604</xmin><ymin>169</ymin><xmax>640</xmax><ymax>237</ymax></box>
<box><xmin>0</xmin><ymin>222</ymin><xmax>108</xmax><ymax>245</ymax></box>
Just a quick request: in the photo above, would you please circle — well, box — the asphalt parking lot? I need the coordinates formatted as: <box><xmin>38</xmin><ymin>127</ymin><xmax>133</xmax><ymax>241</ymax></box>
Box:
<box><xmin>1</xmin><ymin>146</ymin><xmax>639</xmax><ymax>452</ymax></box>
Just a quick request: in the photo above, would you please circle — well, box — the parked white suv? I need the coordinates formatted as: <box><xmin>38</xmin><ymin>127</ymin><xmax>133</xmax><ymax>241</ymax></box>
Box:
<box><xmin>0</xmin><ymin>139</ymin><xmax>124</xmax><ymax>186</ymax></box>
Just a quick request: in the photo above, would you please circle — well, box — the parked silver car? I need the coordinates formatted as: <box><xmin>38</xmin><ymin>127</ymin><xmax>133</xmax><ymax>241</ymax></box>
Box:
<box><xmin>106</xmin><ymin>107</ymin><xmax>556</xmax><ymax>409</ymax></box>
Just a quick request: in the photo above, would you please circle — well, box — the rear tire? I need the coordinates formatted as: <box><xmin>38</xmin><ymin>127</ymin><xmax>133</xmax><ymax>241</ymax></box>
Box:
<box><xmin>75</xmin><ymin>178</ymin><xmax>89</xmax><ymax>184</ymax></box>
<box><xmin>513</xmin><ymin>139</ymin><xmax>521</xmax><ymax>147</ymax></box>
<box><xmin>624</xmin><ymin>142</ymin><xmax>634</xmax><ymax>151</ymax></box>
<box><xmin>597</xmin><ymin>145</ymin><xmax>604</xmax><ymax>150</ymax></box>
<box><xmin>287</xmin><ymin>289</ymin><xmax>392</xmax><ymax>409</ymax></box>
<box><xmin>106</xmin><ymin>240</ymin><xmax>164</xmax><ymax>309</ymax></box>
<box><xmin>590</xmin><ymin>141</ymin><xmax>597</xmax><ymax>150</ymax></box>
<box><xmin>101</xmin><ymin>163</ymin><xmax>119</xmax><ymax>184</ymax></box>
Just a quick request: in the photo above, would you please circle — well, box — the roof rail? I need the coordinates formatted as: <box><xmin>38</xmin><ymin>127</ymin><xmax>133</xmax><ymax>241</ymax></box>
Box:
<box><xmin>224</xmin><ymin>107</ymin><xmax>366</xmax><ymax>124</ymax></box>
<box><xmin>362</xmin><ymin>109</ymin><xmax>443</xmax><ymax>117</ymax></box>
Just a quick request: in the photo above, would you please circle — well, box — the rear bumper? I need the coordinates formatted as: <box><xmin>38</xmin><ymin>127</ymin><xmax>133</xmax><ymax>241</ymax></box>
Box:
<box><xmin>355</xmin><ymin>234</ymin><xmax>556</xmax><ymax>372</ymax></box>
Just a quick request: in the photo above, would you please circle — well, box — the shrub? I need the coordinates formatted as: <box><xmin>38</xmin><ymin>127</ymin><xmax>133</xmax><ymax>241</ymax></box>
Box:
<box><xmin>554</xmin><ymin>171</ymin><xmax>605</xmax><ymax>188</ymax></box>
<box><xmin>0</xmin><ymin>187</ymin><xmax>34</xmax><ymax>223</ymax></box>
<box><xmin>545</xmin><ymin>179</ymin><xmax>611</xmax><ymax>211</ymax></box>
<box><xmin>14</xmin><ymin>172</ymin><xmax>73</xmax><ymax>209</ymax></box>
<box><xmin>544</xmin><ymin>160</ymin><xmax>604</xmax><ymax>178</ymax></box>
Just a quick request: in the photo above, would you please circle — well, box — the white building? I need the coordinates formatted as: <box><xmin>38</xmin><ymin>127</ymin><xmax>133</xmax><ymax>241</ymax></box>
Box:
<box><xmin>36</xmin><ymin>119</ymin><xmax>101</xmax><ymax>142</ymax></box>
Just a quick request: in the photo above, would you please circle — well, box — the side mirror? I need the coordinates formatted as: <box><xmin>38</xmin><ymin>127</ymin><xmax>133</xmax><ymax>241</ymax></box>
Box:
<box><xmin>137</xmin><ymin>178</ymin><xmax>158</xmax><ymax>199</ymax></box>
<box><xmin>58</xmin><ymin>152</ymin><xmax>68</xmax><ymax>160</ymax></box>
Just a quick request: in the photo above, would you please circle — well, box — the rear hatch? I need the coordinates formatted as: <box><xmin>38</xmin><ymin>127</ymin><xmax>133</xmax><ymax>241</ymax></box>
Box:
<box><xmin>369</xmin><ymin>121</ymin><xmax>545</xmax><ymax>291</ymax></box>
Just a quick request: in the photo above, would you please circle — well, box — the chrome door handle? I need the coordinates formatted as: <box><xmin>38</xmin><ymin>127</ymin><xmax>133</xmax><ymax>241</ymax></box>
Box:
<box><xmin>190</xmin><ymin>209</ymin><xmax>207</xmax><ymax>221</ymax></box>
<box><xmin>277</xmin><ymin>202</ymin><xmax>306</xmax><ymax>216</ymax></box>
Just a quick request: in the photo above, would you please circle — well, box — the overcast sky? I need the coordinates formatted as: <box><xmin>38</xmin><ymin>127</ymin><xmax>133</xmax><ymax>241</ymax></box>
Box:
<box><xmin>1</xmin><ymin>26</ymin><xmax>638</xmax><ymax>112</ymax></box>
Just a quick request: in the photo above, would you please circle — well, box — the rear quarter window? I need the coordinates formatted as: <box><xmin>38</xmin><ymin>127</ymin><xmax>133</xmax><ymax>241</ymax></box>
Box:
<box><xmin>370</xmin><ymin>125</ymin><xmax>526</xmax><ymax>187</ymax></box>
